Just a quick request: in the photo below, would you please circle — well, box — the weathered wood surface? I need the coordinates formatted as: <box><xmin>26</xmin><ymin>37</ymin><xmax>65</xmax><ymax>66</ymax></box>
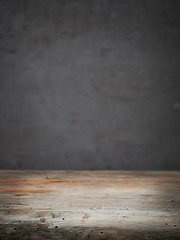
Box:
<box><xmin>0</xmin><ymin>171</ymin><xmax>179</xmax><ymax>239</ymax></box>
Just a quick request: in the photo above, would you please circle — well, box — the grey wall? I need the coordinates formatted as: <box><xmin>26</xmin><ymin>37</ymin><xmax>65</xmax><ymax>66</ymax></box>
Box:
<box><xmin>0</xmin><ymin>0</ymin><xmax>180</xmax><ymax>170</ymax></box>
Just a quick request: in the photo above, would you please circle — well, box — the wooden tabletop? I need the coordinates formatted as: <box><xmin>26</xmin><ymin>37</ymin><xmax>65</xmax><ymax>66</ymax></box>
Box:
<box><xmin>0</xmin><ymin>170</ymin><xmax>179</xmax><ymax>239</ymax></box>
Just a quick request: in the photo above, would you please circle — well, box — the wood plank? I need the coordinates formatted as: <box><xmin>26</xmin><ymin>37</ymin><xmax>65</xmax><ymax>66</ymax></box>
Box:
<box><xmin>0</xmin><ymin>170</ymin><xmax>179</xmax><ymax>239</ymax></box>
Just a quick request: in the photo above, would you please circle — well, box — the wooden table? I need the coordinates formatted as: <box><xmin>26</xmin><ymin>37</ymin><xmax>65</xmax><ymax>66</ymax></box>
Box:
<box><xmin>0</xmin><ymin>171</ymin><xmax>179</xmax><ymax>239</ymax></box>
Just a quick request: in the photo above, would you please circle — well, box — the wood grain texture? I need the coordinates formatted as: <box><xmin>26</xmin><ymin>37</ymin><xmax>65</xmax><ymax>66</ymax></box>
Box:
<box><xmin>0</xmin><ymin>170</ymin><xmax>179</xmax><ymax>239</ymax></box>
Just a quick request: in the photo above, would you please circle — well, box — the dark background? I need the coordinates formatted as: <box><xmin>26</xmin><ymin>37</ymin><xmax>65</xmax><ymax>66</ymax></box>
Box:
<box><xmin>0</xmin><ymin>0</ymin><xmax>180</xmax><ymax>170</ymax></box>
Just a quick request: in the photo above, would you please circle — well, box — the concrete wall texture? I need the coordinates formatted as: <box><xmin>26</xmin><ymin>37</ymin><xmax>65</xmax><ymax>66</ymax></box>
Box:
<box><xmin>0</xmin><ymin>0</ymin><xmax>180</xmax><ymax>170</ymax></box>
